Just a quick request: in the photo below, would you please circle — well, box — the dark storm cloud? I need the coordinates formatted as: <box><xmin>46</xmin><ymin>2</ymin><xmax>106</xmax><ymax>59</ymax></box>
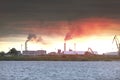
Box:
<box><xmin>1</xmin><ymin>0</ymin><xmax>120</xmax><ymax>21</ymax></box>
<box><xmin>0</xmin><ymin>0</ymin><xmax>120</xmax><ymax>38</ymax></box>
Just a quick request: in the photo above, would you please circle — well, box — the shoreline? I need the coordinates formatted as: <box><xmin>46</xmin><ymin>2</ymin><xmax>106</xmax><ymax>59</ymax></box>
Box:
<box><xmin>0</xmin><ymin>55</ymin><xmax>120</xmax><ymax>61</ymax></box>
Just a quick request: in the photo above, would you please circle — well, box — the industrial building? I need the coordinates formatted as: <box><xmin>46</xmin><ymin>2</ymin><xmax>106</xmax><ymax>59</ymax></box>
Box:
<box><xmin>63</xmin><ymin>41</ymin><xmax>98</xmax><ymax>55</ymax></box>
<box><xmin>64</xmin><ymin>51</ymin><xmax>98</xmax><ymax>55</ymax></box>
<box><xmin>22</xmin><ymin>50</ymin><xmax>46</xmax><ymax>55</ymax></box>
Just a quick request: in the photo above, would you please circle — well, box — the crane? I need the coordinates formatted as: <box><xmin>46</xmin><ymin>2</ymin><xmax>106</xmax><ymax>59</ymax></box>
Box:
<box><xmin>112</xmin><ymin>35</ymin><xmax>120</xmax><ymax>56</ymax></box>
<box><xmin>84</xmin><ymin>47</ymin><xmax>95</xmax><ymax>55</ymax></box>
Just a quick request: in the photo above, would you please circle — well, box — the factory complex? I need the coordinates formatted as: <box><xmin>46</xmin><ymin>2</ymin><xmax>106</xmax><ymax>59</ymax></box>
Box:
<box><xmin>17</xmin><ymin>34</ymin><xmax>120</xmax><ymax>56</ymax></box>
<box><xmin>22</xmin><ymin>39</ymin><xmax>98</xmax><ymax>56</ymax></box>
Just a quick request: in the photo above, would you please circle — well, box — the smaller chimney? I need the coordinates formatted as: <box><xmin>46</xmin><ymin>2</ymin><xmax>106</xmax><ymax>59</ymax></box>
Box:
<box><xmin>74</xmin><ymin>43</ymin><xmax>76</xmax><ymax>51</ymax></box>
<box><xmin>21</xmin><ymin>44</ymin><xmax>23</xmax><ymax>54</ymax></box>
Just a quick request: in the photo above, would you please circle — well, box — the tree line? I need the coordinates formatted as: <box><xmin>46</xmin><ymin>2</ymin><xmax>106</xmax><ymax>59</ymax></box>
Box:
<box><xmin>0</xmin><ymin>48</ymin><xmax>20</xmax><ymax>56</ymax></box>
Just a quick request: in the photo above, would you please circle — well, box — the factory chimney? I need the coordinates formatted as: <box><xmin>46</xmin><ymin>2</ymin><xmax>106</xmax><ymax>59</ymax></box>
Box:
<box><xmin>25</xmin><ymin>40</ymin><xmax>29</xmax><ymax>51</ymax></box>
<box><xmin>64</xmin><ymin>32</ymin><xmax>72</xmax><ymax>52</ymax></box>
<box><xmin>25</xmin><ymin>34</ymin><xmax>37</xmax><ymax>51</ymax></box>
<box><xmin>64</xmin><ymin>42</ymin><xmax>66</xmax><ymax>52</ymax></box>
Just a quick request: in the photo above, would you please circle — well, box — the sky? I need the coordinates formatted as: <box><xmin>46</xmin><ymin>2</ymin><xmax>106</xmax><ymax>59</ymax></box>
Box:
<box><xmin>0</xmin><ymin>0</ymin><xmax>120</xmax><ymax>54</ymax></box>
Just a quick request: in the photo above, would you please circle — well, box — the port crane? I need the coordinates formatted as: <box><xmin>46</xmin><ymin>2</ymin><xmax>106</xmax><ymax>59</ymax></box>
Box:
<box><xmin>84</xmin><ymin>47</ymin><xmax>95</xmax><ymax>55</ymax></box>
<box><xmin>112</xmin><ymin>35</ymin><xmax>120</xmax><ymax>56</ymax></box>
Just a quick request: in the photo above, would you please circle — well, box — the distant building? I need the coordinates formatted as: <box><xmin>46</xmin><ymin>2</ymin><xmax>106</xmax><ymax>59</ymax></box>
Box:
<box><xmin>57</xmin><ymin>49</ymin><xmax>61</xmax><ymax>54</ymax></box>
<box><xmin>64</xmin><ymin>51</ymin><xmax>84</xmax><ymax>54</ymax></box>
<box><xmin>64</xmin><ymin>51</ymin><xmax>98</xmax><ymax>55</ymax></box>
<box><xmin>22</xmin><ymin>50</ymin><xmax>46</xmax><ymax>55</ymax></box>
<box><xmin>37</xmin><ymin>50</ymin><xmax>46</xmax><ymax>55</ymax></box>
<box><xmin>48</xmin><ymin>52</ymin><xmax>57</xmax><ymax>55</ymax></box>
<box><xmin>104</xmin><ymin>52</ymin><xmax>118</xmax><ymax>55</ymax></box>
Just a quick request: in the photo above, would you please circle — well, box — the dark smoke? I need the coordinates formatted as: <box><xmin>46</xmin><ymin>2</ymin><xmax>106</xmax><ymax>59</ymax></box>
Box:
<box><xmin>26</xmin><ymin>33</ymin><xmax>47</xmax><ymax>45</ymax></box>
<box><xmin>64</xmin><ymin>32</ymin><xmax>72</xmax><ymax>41</ymax></box>
<box><xmin>25</xmin><ymin>33</ymin><xmax>37</xmax><ymax>51</ymax></box>
<box><xmin>27</xmin><ymin>34</ymin><xmax>37</xmax><ymax>41</ymax></box>
<box><xmin>36</xmin><ymin>36</ymin><xmax>48</xmax><ymax>45</ymax></box>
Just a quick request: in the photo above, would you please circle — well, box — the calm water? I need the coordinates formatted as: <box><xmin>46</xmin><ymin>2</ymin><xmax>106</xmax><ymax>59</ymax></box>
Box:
<box><xmin>0</xmin><ymin>61</ymin><xmax>120</xmax><ymax>80</ymax></box>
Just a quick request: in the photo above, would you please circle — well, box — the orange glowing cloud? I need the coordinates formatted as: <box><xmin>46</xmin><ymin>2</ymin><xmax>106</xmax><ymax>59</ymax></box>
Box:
<box><xmin>64</xmin><ymin>18</ymin><xmax>120</xmax><ymax>41</ymax></box>
<box><xmin>8</xmin><ymin>18</ymin><xmax>120</xmax><ymax>42</ymax></box>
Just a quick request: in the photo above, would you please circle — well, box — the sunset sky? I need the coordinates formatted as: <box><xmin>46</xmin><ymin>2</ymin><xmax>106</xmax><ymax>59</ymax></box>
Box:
<box><xmin>0</xmin><ymin>0</ymin><xmax>120</xmax><ymax>54</ymax></box>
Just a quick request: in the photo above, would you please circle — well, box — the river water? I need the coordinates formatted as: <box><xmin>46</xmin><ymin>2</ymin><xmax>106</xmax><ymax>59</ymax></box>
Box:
<box><xmin>0</xmin><ymin>61</ymin><xmax>120</xmax><ymax>80</ymax></box>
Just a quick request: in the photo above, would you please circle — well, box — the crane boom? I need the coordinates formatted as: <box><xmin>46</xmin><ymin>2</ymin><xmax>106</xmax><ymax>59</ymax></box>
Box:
<box><xmin>112</xmin><ymin>35</ymin><xmax>120</xmax><ymax>56</ymax></box>
<box><xmin>84</xmin><ymin>47</ymin><xmax>95</xmax><ymax>55</ymax></box>
<box><xmin>112</xmin><ymin>35</ymin><xmax>119</xmax><ymax>49</ymax></box>
<box><xmin>88</xmin><ymin>48</ymin><xmax>94</xmax><ymax>54</ymax></box>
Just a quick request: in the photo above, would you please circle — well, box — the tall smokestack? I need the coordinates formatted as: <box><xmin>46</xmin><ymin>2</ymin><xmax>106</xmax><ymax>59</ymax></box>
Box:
<box><xmin>64</xmin><ymin>32</ymin><xmax>72</xmax><ymax>52</ymax></box>
<box><xmin>64</xmin><ymin>42</ymin><xmax>66</xmax><ymax>52</ymax></box>
<box><xmin>25</xmin><ymin>34</ymin><xmax>36</xmax><ymax>51</ymax></box>
<box><xmin>25</xmin><ymin>40</ymin><xmax>28</xmax><ymax>51</ymax></box>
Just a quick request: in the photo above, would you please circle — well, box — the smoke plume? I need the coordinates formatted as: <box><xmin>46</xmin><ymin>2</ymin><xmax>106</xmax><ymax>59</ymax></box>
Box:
<box><xmin>26</xmin><ymin>33</ymin><xmax>47</xmax><ymax>44</ymax></box>
<box><xmin>27</xmin><ymin>34</ymin><xmax>37</xmax><ymax>41</ymax></box>
<box><xmin>64</xmin><ymin>32</ymin><xmax>72</xmax><ymax>41</ymax></box>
